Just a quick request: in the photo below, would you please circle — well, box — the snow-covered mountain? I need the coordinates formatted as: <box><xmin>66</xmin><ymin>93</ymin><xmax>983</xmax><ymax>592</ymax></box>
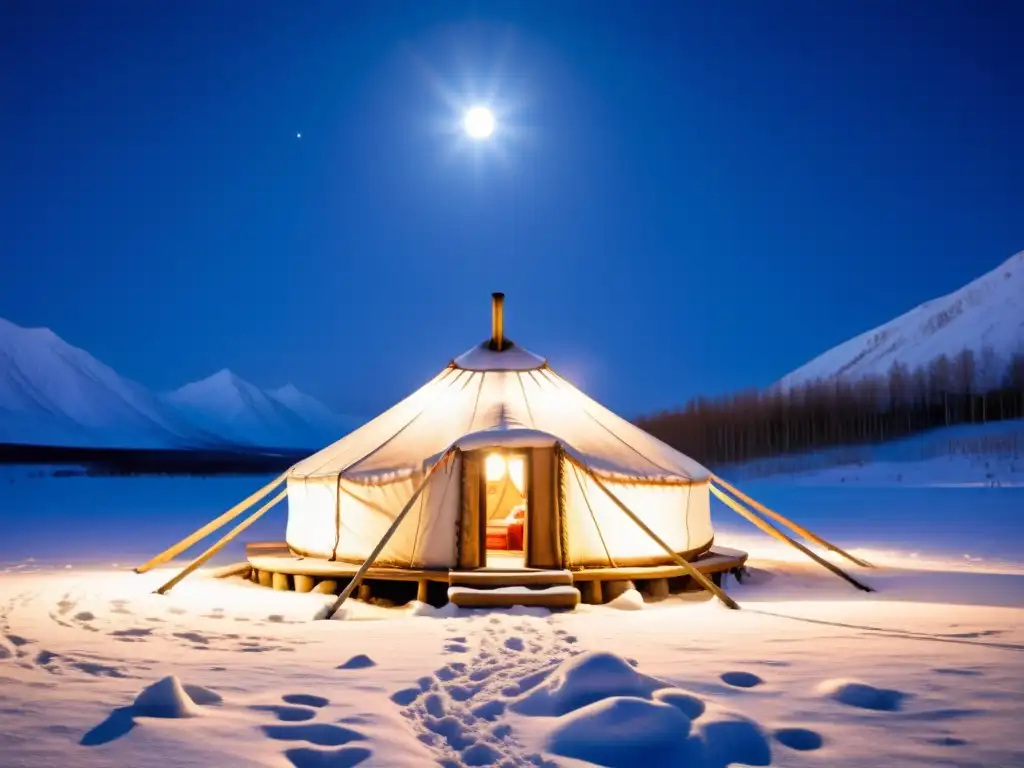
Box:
<box><xmin>267</xmin><ymin>383</ymin><xmax>361</xmax><ymax>438</ymax></box>
<box><xmin>781</xmin><ymin>250</ymin><xmax>1024</xmax><ymax>388</ymax></box>
<box><xmin>0</xmin><ymin>318</ymin><xmax>219</xmax><ymax>449</ymax></box>
<box><xmin>164</xmin><ymin>371</ymin><xmax>358</xmax><ymax>450</ymax></box>
<box><xmin>0</xmin><ymin>317</ymin><xmax>360</xmax><ymax>450</ymax></box>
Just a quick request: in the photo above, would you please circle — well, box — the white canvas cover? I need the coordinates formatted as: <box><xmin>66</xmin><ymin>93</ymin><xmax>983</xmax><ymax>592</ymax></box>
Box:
<box><xmin>285</xmin><ymin>337</ymin><xmax>714</xmax><ymax>567</ymax></box>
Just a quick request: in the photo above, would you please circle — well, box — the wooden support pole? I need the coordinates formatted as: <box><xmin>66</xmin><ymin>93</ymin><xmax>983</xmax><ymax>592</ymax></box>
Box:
<box><xmin>646</xmin><ymin>578</ymin><xmax>670</xmax><ymax>601</ymax></box>
<box><xmin>312</xmin><ymin>579</ymin><xmax>339</xmax><ymax>594</ymax></box>
<box><xmin>709</xmin><ymin>484</ymin><xmax>874</xmax><ymax>593</ymax></box>
<box><xmin>154</xmin><ymin>488</ymin><xmax>288</xmax><ymax>595</ymax></box>
<box><xmin>577</xmin><ymin>580</ymin><xmax>602</xmax><ymax>605</ymax></box>
<box><xmin>417</xmin><ymin>579</ymin><xmax>429</xmax><ymax>603</ymax></box>
<box><xmin>136</xmin><ymin>470</ymin><xmax>290</xmax><ymax>574</ymax></box>
<box><xmin>710</xmin><ymin>474</ymin><xmax>873</xmax><ymax>568</ymax></box>
<box><xmin>272</xmin><ymin>572</ymin><xmax>290</xmax><ymax>591</ymax></box>
<box><xmin>323</xmin><ymin>450</ymin><xmax>454</xmax><ymax>619</ymax></box>
<box><xmin>573</xmin><ymin>459</ymin><xmax>740</xmax><ymax>610</ymax></box>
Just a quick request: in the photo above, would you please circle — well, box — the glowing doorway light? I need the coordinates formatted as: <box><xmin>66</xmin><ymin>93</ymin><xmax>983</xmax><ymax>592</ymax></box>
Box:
<box><xmin>485</xmin><ymin>453</ymin><xmax>507</xmax><ymax>482</ymax></box>
<box><xmin>507</xmin><ymin>455</ymin><xmax>525</xmax><ymax>495</ymax></box>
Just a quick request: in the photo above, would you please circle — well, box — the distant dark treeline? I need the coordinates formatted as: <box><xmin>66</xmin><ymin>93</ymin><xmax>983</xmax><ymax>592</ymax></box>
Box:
<box><xmin>0</xmin><ymin>443</ymin><xmax>306</xmax><ymax>476</ymax></box>
<box><xmin>636</xmin><ymin>347</ymin><xmax>1024</xmax><ymax>467</ymax></box>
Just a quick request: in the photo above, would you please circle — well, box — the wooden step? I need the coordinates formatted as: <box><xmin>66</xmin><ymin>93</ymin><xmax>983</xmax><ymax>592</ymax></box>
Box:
<box><xmin>448</xmin><ymin>585</ymin><xmax>580</xmax><ymax>610</ymax></box>
<box><xmin>449</xmin><ymin>569</ymin><xmax>573</xmax><ymax>588</ymax></box>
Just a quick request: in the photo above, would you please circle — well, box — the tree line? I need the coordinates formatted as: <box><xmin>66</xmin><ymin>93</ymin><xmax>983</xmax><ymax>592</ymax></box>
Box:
<box><xmin>635</xmin><ymin>347</ymin><xmax>1024</xmax><ymax>467</ymax></box>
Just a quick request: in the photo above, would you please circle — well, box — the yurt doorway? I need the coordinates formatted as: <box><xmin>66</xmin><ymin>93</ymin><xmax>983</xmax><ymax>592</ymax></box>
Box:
<box><xmin>483</xmin><ymin>450</ymin><xmax>528</xmax><ymax>568</ymax></box>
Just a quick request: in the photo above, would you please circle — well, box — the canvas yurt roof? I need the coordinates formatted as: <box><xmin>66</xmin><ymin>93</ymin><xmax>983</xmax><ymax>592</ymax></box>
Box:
<box><xmin>289</xmin><ymin>295</ymin><xmax>710</xmax><ymax>485</ymax></box>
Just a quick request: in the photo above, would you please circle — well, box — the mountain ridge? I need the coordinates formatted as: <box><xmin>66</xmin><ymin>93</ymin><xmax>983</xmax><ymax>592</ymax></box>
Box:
<box><xmin>780</xmin><ymin>250</ymin><xmax>1024</xmax><ymax>389</ymax></box>
<box><xmin>0</xmin><ymin>317</ymin><xmax>358</xmax><ymax>450</ymax></box>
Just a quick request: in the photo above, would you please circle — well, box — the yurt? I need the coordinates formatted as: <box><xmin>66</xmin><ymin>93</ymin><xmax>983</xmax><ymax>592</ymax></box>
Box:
<box><xmin>140</xmin><ymin>294</ymin><xmax>872</xmax><ymax>613</ymax></box>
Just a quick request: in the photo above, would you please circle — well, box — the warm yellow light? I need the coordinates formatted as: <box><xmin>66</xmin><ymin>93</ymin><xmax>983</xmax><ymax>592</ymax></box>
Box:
<box><xmin>485</xmin><ymin>453</ymin><xmax>506</xmax><ymax>482</ymax></box>
<box><xmin>507</xmin><ymin>456</ymin><xmax>525</xmax><ymax>495</ymax></box>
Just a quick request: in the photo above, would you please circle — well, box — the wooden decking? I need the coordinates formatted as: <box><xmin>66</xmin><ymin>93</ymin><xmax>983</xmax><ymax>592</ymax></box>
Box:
<box><xmin>246</xmin><ymin>541</ymin><xmax>746</xmax><ymax>582</ymax></box>
<box><xmin>570</xmin><ymin>547</ymin><xmax>749</xmax><ymax>581</ymax></box>
<box><xmin>243</xmin><ymin>541</ymin><xmax>748</xmax><ymax>608</ymax></box>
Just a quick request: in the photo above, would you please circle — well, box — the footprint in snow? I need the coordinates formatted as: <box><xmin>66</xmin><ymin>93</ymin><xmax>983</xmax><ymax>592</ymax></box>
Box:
<box><xmin>282</xmin><ymin>693</ymin><xmax>330</xmax><ymax>708</ymax></box>
<box><xmin>261</xmin><ymin>723</ymin><xmax>365</xmax><ymax>747</ymax></box>
<box><xmin>721</xmin><ymin>671</ymin><xmax>764</xmax><ymax>689</ymax></box>
<box><xmin>283</xmin><ymin>746</ymin><xmax>372</xmax><ymax>768</ymax></box>
<box><xmin>391</xmin><ymin>688</ymin><xmax>422</xmax><ymax>706</ymax></box>
<box><xmin>447</xmin><ymin>683</ymin><xmax>484</xmax><ymax>702</ymax></box>
<box><xmin>774</xmin><ymin>727</ymin><xmax>824</xmax><ymax>751</ymax></box>
<box><xmin>396</xmin><ymin>615</ymin><xmax>575</xmax><ymax>766</ymax></box>
<box><xmin>251</xmin><ymin>705</ymin><xmax>318</xmax><ymax>722</ymax></box>
<box><xmin>109</xmin><ymin>600</ymin><xmax>132</xmax><ymax>615</ymax></box>
<box><xmin>417</xmin><ymin>676</ymin><xmax>435</xmax><ymax>692</ymax></box>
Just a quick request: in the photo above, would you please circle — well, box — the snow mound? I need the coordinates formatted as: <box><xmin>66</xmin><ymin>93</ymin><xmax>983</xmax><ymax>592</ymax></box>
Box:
<box><xmin>182</xmin><ymin>683</ymin><xmax>222</xmax><ymax>706</ymax></box>
<box><xmin>606</xmin><ymin>588</ymin><xmax>645</xmax><ymax>610</ymax></box>
<box><xmin>694</xmin><ymin>706</ymin><xmax>772</xmax><ymax>767</ymax></box>
<box><xmin>510</xmin><ymin>651</ymin><xmax>666</xmax><ymax>717</ymax></box>
<box><xmin>132</xmin><ymin>676</ymin><xmax>201</xmax><ymax>718</ymax></box>
<box><xmin>337</xmin><ymin>654</ymin><xmax>376</xmax><ymax>670</ymax></box>
<box><xmin>406</xmin><ymin>600</ymin><xmax>463</xmax><ymax>618</ymax></box>
<box><xmin>818</xmin><ymin>679</ymin><xmax>907</xmax><ymax>711</ymax></box>
<box><xmin>541</xmin><ymin>691</ymin><xmax>776</xmax><ymax>767</ymax></box>
<box><xmin>653</xmin><ymin>688</ymin><xmax>707</xmax><ymax>719</ymax></box>
<box><xmin>546</xmin><ymin>696</ymin><xmax>692</xmax><ymax>767</ymax></box>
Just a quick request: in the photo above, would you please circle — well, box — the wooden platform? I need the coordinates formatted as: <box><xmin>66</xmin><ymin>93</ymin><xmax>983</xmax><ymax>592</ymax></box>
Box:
<box><xmin>449</xmin><ymin>585</ymin><xmax>581</xmax><ymax>610</ymax></box>
<box><xmin>243</xmin><ymin>541</ymin><xmax>748</xmax><ymax>607</ymax></box>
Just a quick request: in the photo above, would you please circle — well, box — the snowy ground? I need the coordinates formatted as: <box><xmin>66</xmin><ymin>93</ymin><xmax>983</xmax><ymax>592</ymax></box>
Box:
<box><xmin>1</xmin><ymin>466</ymin><xmax>1023</xmax><ymax>767</ymax></box>
<box><xmin>726</xmin><ymin>419</ymin><xmax>1024</xmax><ymax>488</ymax></box>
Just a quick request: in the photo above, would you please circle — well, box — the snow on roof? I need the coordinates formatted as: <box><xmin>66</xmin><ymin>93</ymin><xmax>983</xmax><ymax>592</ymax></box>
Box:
<box><xmin>452</xmin><ymin>340</ymin><xmax>548</xmax><ymax>372</ymax></box>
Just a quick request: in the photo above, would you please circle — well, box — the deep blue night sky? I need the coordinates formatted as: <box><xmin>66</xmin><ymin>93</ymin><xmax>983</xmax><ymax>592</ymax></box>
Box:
<box><xmin>2</xmin><ymin>1</ymin><xmax>1022</xmax><ymax>419</ymax></box>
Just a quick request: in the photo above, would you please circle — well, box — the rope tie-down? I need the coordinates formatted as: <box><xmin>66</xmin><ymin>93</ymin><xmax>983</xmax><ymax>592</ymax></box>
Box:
<box><xmin>708</xmin><ymin>481</ymin><xmax>874</xmax><ymax>593</ymax></box>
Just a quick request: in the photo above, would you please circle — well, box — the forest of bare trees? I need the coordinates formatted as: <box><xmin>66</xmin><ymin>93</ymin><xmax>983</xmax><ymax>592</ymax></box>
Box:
<box><xmin>636</xmin><ymin>347</ymin><xmax>1024</xmax><ymax>467</ymax></box>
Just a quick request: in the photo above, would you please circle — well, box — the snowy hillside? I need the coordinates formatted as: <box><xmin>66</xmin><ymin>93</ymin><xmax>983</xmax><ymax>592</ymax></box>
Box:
<box><xmin>781</xmin><ymin>250</ymin><xmax>1024</xmax><ymax>387</ymax></box>
<box><xmin>0</xmin><ymin>317</ymin><xmax>359</xmax><ymax>451</ymax></box>
<box><xmin>165</xmin><ymin>371</ymin><xmax>357</xmax><ymax>450</ymax></box>
<box><xmin>0</xmin><ymin>318</ymin><xmax>219</xmax><ymax>449</ymax></box>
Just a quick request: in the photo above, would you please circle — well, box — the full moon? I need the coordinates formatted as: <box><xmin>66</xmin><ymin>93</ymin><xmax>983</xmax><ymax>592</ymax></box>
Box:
<box><xmin>463</xmin><ymin>106</ymin><xmax>496</xmax><ymax>140</ymax></box>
